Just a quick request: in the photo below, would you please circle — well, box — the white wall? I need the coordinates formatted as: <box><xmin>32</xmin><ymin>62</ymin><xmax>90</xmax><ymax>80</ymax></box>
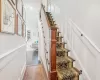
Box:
<box><xmin>38</xmin><ymin>19</ymin><xmax>49</xmax><ymax>78</ymax></box>
<box><xmin>38</xmin><ymin>7</ymin><xmax>51</xmax><ymax>78</ymax></box>
<box><xmin>0</xmin><ymin>0</ymin><xmax>41</xmax><ymax>80</ymax></box>
<box><xmin>0</xmin><ymin>33</ymin><xmax>26</xmax><ymax>80</ymax></box>
<box><xmin>49</xmin><ymin>0</ymin><xmax>100</xmax><ymax>80</ymax></box>
<box><xmin>24</xmin><ymin>1</ymin><xmax>41</xmax><ymax>43</ymax></box>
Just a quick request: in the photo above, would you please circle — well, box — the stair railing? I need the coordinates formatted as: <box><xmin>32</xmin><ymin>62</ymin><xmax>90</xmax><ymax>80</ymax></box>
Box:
<box><xmin>40</xmin><ymin>4</ymin><xmax>57</xmax><ymax>80</ymax></box>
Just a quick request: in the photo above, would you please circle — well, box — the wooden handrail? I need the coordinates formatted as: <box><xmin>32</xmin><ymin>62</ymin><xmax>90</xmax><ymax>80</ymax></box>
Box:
<box><xmin>41</xmin><ymin>4</ymin><xmax>54</xmax><ymax>28</ymax></box>
<box><xmin>41</xmin><ymin>4</ymin><xmax>57</xmax><ymax>80</ymax></box>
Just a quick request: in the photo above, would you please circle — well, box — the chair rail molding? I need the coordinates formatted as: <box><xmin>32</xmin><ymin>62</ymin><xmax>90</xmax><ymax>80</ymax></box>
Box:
<box><xmin>0</xmin><ymin>44</ymin><xmax>26</xmax><ymax>60</ymax></box>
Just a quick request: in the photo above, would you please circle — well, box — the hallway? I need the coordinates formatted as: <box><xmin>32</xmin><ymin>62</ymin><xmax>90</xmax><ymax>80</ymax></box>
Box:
<box><xmin>26</xmin><ymin>49</ymin><xmax>39</xmax><ymax>66</ymax></box>
<box><xmin>23</xmin><ymin>0</ymin><xmax>46</xmax><ymax>80</ymax></box>
<box><xmin>24</xmin><ymin>46</ymin><xmax>47</xmax><ymax>80</ymax></box>
<box><xmin>0</xmin><ymin>0</ymin><xmax>100</xmax><ymax>80</ymax></box>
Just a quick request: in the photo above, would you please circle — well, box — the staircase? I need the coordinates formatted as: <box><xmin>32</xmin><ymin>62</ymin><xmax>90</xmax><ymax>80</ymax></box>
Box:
<box><xmin>46</xmin><ymin>12</ymin><xmax>82</xmax><ymax>80</ymax></box>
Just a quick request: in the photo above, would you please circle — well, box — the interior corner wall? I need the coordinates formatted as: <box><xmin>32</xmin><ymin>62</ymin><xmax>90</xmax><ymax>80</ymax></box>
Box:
<box><xmin>50</xmin><ymin>0</ymin><xmax>100</xmax><ymax>80</ymax></box>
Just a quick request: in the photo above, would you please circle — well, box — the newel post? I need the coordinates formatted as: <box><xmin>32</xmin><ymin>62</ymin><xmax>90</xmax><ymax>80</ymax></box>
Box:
<box><xmin>50</xmin><ymin>27</ymin><xmax>57</xmax><ymax>80</ymax></box>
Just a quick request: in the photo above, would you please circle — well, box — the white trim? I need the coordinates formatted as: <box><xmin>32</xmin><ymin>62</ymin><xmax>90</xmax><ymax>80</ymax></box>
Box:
<box><xmin>66</xmin><ymin>38</ymin><xmax>91</xmax><ymax>80</ymax></box>
<box><xmin>72</xmin><ymin>49</ymin><xmax>91</xmax><ymax>80</ymax></box>
<box><xmin>18</xmin><ymin>63</ymin><xmax>26</xmax><ymax>80</ymax></box>
<box><xmin>0</xmin><ymin>44</ymin><xmax>26</xmax><ymax>60</ymax></box>
<box><xmin>69</xmin><ymin>19</ymin><xmax>100</xmax><ymax>54</ymax></box>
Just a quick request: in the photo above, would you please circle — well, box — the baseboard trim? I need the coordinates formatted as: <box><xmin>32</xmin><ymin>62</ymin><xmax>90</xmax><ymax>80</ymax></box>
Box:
<box><xmin>18</xmin><ymin>63</ymin><xmax>26</xmax><ymax>80</ymax></box>
<box><xmin>66</xmin><ymin>39</ymin><xmax>91</xmax><ymax>80</ymax></box>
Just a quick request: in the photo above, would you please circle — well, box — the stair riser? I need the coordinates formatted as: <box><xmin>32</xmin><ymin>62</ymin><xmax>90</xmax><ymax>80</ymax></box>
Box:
<box><xmin>57</xmin><ymin>63</ymin><xmax>69</xmax><ymax>69</ymax></box>
<box><xmin>56</xmin><ymin>33</ymin><xmax>59</xmax><ymax>36</ymax></box>
<box><xmin>49</xmin><ymin>17</ymin><xmax>53</xmax><ymax>20</ymax></box>
<box><xmin>56</xmin><ymin>43</ymin><xmax>65</xmax><ymax>48</ymax></box>
<box><xmin>57</xmin><ymin>50</ymin><xmax>69</xmax><ymax>57</ymax></box>
<box><xmin>65</xmin><ymin>52</ymin><xmax>68</xmax><ymax>56</ymax></box>
<box><xmin>57</xmin><ymin>61</ymin><xmax>73</xmax><ymax>69</ymax></box>
<box><xmin>48</xmin><ymin>17</ymin><xmax>53</xmax><ymax>20</ymax></box>
<box><xmin>56</xmin><ymin>32</ymin><xmax>61</xmax><ymax>36</ymax></box>
<box><xmin>50</xmin><ymin>21</ymin><xmax>55</xmax><ymax>25</ymax></box>
<box><xmin>69</xmin><ymin>62</ymin><xmax>73</xmax><ymax>68</ymax></box>
<box><xmin>57</xmin><ymin>51</ymin><xmax>65</xmax><ymax>57</ymax></box>
<box><xmin>57</xmin><ymin>37</ymin><xmax>62</xmax><ymax>42</ymax></box>
<box><xmin>61</xmin><ymin>44</ymin><xmax>65</xmax><ymax>48</ymax></box>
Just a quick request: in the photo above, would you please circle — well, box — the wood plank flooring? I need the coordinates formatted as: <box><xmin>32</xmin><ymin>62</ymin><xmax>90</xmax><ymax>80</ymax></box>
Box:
<box><xmin>23</xmin><ymin>64</ymin><xmax>48</xmax><ymax>80</ymax></box>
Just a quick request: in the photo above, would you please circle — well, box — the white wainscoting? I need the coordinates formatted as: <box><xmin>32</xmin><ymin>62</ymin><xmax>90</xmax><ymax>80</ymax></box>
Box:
<box><xmin>60</xmin><ymin>19</ymin><xmax>100</xmax><ymax>80</ymax></box>
<box><xmin>0</xmin><ymin>33</ymin><xmax>26</xmax><ymax>80</ymax></box>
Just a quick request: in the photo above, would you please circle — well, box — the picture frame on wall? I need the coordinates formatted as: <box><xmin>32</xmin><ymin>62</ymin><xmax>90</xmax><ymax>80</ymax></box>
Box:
<box><xmin>16</xmin><ymin>0</ymin><xmax>23</xmax><ymax>16</ymax></box>
<box><xmin>0</xmin><ymin>0</ymin><xmax>16</xmax><ymax>34</ymax></box>
<box><xmin>18</xmin><ymin>15</ymin><xmax>22</xmax><ymax>36</ymax></box>
<box><xmin>22</xmin><ymin>6</ymin><xmax>26</xmax><ymax>21</ymax></box>
<box><xmin>22</xmin><ymin>23</ymin><xmax>26</xmax><ymax>37</ymax></box>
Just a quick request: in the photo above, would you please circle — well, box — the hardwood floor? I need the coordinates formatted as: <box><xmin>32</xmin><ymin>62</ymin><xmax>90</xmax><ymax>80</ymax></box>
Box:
<box><xmin>26</xmin><ymin>50</ymin><xmax>39</xmax><ymax>66</ymax></box>
<box><xmin>23</xmin><ymin>64</ymin><xmax>48</xmax><ymax>80</ymax></box>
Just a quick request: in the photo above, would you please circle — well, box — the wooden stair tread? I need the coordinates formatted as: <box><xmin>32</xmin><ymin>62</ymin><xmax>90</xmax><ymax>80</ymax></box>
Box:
<box><xmin>56</xmin><ymin>48</ymin><xmax>68</xmax><ymax>52</ymax></box>
<box><xmin>56</xmin><ymin>36</ymin><xmax>63</xmax><ymax>38</ymax></box>
<box><xmin>56</xmin><ymin>57</ymin><xmax>70</xmax><ymax>70</ymax></box>
<box><xmin>56</xmin><ymin>41</ymin><xmax>67</xmax><ymax>44</ymax></box>
<box><xmin>65</xmin><ymin>56</ymin><xmax>75</xmax><ymax>62</ymax></box>
<box><xmin>57</xmin><ymin>68</ymin><xmax>80</xmax><ymax>80</ymax></box>
<box><xmin>57</xmin><ymin>56</ymin><xmax>75</xmax><ymax>63</ymax></box>
<box><xmin>57</xmin><ymin>31</ymin><xmax>61</xmax><ymax>33</ymax></box>
<box><xmin>56</xmin><ymin>56</ymin><xmax>75</xmax><ymax>69</ymax></box>
<box><xmin>56</xmin><ymin>57</ymin><xmax>69</xmax><ymax>63</ymax></box>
